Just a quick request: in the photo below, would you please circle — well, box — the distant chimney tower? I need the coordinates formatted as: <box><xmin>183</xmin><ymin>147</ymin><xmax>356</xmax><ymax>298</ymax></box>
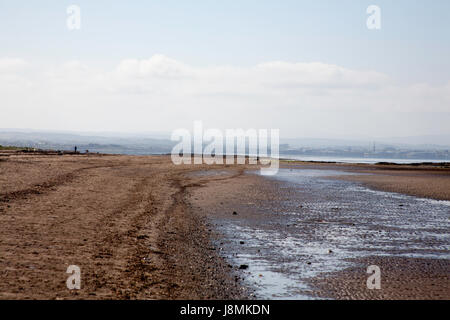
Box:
<box><xmin>373</xmin><ymin>142</ymin><xmax>376</xmax><ymax>153</ymax></box>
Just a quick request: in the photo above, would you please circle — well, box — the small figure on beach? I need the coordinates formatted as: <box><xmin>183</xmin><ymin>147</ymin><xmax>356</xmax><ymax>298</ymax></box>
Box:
<box><xmin>74</xmin><ymin>146</ymin><xmax>77</xmax><ymax>153</ymax></box>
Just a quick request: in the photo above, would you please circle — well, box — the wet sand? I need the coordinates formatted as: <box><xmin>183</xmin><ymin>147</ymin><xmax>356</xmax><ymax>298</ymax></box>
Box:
<box><xmin>191</xmin><ymin>162</ymin><xmax>450</xmax><ymax>300</ymax></box>
<box><xmin>0</xmin><ymin>153</ymin><xmax>448</xmax><ymax>299</ymax></box>
<box><xmin>310</xmin><ymin>256</ymin><xmax>449</xmax><ymax>300</ymax></box>
<box><xmin>280</xmin><ymin>161</ymin><xmax>450</xmax><ymax>200</ymax></box>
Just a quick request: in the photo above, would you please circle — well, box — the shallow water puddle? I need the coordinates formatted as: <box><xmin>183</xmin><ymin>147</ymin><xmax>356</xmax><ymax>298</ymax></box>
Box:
<box><xmin>213</xmin><ymin>169</ymin><xmax>450</xmax><ymax>299</ymax></box>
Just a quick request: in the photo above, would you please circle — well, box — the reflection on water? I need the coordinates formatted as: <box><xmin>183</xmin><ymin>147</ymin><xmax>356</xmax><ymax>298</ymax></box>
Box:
<box><xmin>213</xmin><ymin>169</ymin><xmax>450</xmax><ymax>299</ymax></box>
<box><xmin>281</xmin><ymin>155</ymin><xmax>449</xmax><ymax>164</ymax></box>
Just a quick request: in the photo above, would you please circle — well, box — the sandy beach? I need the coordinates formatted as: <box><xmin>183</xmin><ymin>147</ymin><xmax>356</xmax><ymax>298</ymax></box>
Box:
<box><xmin>0</xmin><ymin>152</ymin><xmax>449</xmax><ymax>299</ymax></box>
<box><xmin>0</xmin><ymin>153</ymin><xmax>248</xmax><ymax>299</ymax></box>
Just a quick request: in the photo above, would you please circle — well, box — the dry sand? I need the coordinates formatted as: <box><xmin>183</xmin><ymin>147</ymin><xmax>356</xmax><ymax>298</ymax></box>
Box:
<box><xmin>0</xmin><ymin>153</ymin><xmax>249</xmax><ymax>299</ymax></box>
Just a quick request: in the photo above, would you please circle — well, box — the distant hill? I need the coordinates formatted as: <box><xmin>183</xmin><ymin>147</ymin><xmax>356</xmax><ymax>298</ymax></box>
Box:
<box><xmin>0</xmin><ymin>129</ymin><xmax>448</xmax><ymax>157</ymax></box>
<box><xmin>0</xmin><ymin>130</ymin><xmax>175</xmax><ymax>155</ymax></box>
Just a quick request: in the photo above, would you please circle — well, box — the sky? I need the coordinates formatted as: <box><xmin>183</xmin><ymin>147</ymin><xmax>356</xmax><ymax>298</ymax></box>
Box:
<box><xmin>1</xmin><ymin>0</ymin><xmax>449</xmax><ymax>139</ymax></box>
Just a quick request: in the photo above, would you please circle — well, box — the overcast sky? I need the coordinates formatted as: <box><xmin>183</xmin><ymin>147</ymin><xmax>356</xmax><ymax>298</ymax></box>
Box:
<box><xmin>1</xmin><ymin>0</ymin><xmax>449</xmax><ymax>139</ymax></box>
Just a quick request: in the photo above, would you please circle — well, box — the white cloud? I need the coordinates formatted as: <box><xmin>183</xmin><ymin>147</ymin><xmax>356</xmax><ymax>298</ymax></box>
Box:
<box><xmin>0</xmin><ymin>58</ymin><xmax>28</xmax><ymax>73</ymax></box>
<box><xmin>0</xmin><ymin>55</ymin><xmax>449</xmax><ymax>137</ymax></box>
<box><xmin>116</xmin><ymin>54</ymin><xmax>192</xmax><ymax>78</ymax></box>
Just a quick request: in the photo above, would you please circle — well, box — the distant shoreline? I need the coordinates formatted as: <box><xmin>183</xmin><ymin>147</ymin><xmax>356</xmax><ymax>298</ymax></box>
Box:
<box><xmin>2</xmin><ymin>146</ymin><xmax>450</xmax><ymax>167</ymax></box>
<box><xmin>280</xmin><ymin>155</ymin><xmax>450</xmax><ymax>165</ymax></box>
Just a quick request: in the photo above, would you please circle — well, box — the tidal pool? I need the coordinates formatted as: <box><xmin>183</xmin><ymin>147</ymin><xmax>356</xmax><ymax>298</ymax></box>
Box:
<box><xmin>212</xmin><ymin>169</ymin><xmax>450</xmax><ymax>299</ymax></box>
